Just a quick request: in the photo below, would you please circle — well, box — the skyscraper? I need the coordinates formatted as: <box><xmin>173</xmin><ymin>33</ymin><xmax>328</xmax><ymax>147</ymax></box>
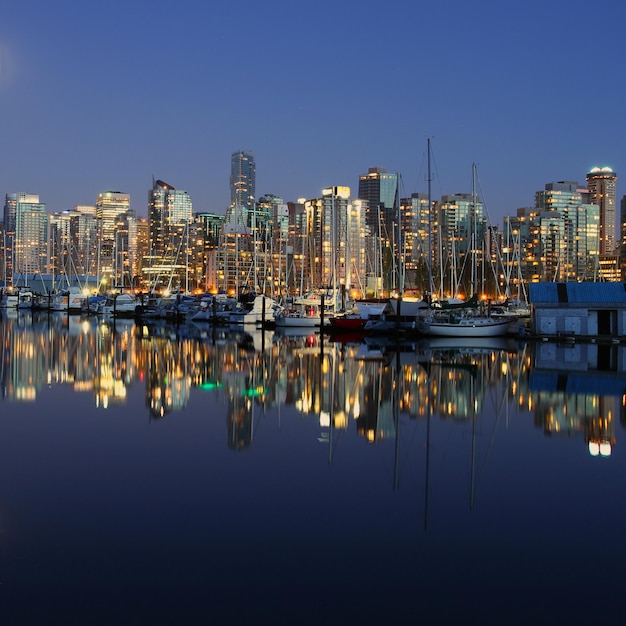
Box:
<box><xmin>586</xmin><ymin>166</ymin><xmax>617</xmax><ymax>255</ymax></box>
<box><xmin>148</xmin><ymin>179</ymin><xmax>193</xmax><ymax>259</ymax></box>
<box><xmin>228</xmin><ymin>150</ymin><xmax>256</xmax><ymax>227</ymax></box>
<box><xmin>96</xmin><ymin>191</ymin><xmax>131</xmax><ymax>276</ymax></box>
<box><xmin>304</xmin><ymin>186</ymin><xmax>366</xmax><ymax>294</ymax></box>
<box><xmin>4</xmin><ymin>193</ymin><xmax>48</xmax><ymax>279</ymax></box>
<box><xmin>438</xmin><ymin>193</ymin><xmax>485</xmax><ymax>296</ymax></box>
<box><xmin>357</xmin><ymin>166</ymin><xmax>398</xmax><ymax>236</ymax></box>
<box><xmin>146</xmin><ymin>179</ymin><xmax>193</xmax><ymax>290</ymax></box>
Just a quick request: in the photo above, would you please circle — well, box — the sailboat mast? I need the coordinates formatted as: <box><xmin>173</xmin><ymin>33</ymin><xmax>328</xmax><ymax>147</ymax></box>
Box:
<box><xmin>426</xmin><ymin>138</ymin><xmax>433</xmax><ymax>295</ymax></box>
<box><xmin>471</xmin><ymin>162</ymin><xmax>477</xmax><ymax>297</ymax></box>
<box><xmin>396</xmin><ymin>172</ymin><xmax>402</xmax><ymax>296</ymax></box>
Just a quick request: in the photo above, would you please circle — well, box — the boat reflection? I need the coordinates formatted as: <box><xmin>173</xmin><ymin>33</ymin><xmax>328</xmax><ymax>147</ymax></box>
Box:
<box><xmin>1</xmin><ymin>310</ymin><xmax>625</xmax><ymax>462</ymax></box>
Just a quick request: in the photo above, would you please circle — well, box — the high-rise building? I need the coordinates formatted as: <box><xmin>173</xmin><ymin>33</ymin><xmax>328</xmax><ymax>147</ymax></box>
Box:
<box><xmin>536</xmin><ymin>181</ymin><xmax>600</xmax><ymax>280</ymax></box>
<box><xmin>113</xmin><ymin>209</ymin><xmax>139</xmax><ymax>288</ymax></box>
<box><xmin>49</xmin><ymin>211</ymin><xmax>71</xmax><ymax>280</ymax></box>
<box><xmin>619</xmin><ymin>195</ymin><xmax>626</xmax><ymax>278</ymax></box>
<box><xmin>147</xmin><ymin>179</ymin><xmax>193</xmax><ymax>258</ymax></box>
<box><xmin>70</xmin><ymin>205</ymin><xmax>98</xmax><ymax>279</ymax></box>
<box><xmin>228</xmin><ymin>150</ymin><xmax>256</xmax><ymax>226</ymax></box>
<box><xmin>146</xmin><ymin>179</ymin><xmax>193</xmax><ymax>290</ymax></box>
<box><xmin>255</xmin><ymin>194</ymin><xmax>288</xmax><ymax>293</ymax></box>
<box><xmin>135</xmin><ymin>218</ymin><xmax>149</xmax><ymax>287</ymax></box>
<box><xmin>586</xmin><ymin>166</ymin><xmax>617</xmax><ymax>255</ymax></box>
<box><xmin>438</xmin><ymin>193</ymin><xmax>486</xmax><ymax>297</ymax></box>
<box><xmin>2</xmin><ymin>193</ymin><xmax>17</xmax><ymax>282</ymax></box>
<box><xmin>400</xmin><ymin>193</ymin><xmax>431</xmax><ymax>291</ymax></box>
<box><xmin>95</xmin><ymin>191</ymin><xmax>131</xmax><ymax>277</ymax></box>
<box><xmin>304</xmin><ymin>186</ymin><xmax>366</xmax><ymax>295</ymax></box>
<box><xmin>4</xmin><ymin>193</ymin><xmax>48</xmax><ymax>279</ymax></box>
<box><xmin>287</xmin><ymin>199</ymin><xmax>307</xmax><ymax>294</ymax></box>
<box><xmin>357</xmin><ymin>167</ymin><xmax>398</xmax><ymax>238</ymax></box>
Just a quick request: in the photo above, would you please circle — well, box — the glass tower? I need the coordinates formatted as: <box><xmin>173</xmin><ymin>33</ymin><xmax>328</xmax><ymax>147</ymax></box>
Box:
<box><xmin>96</xmin><ymin>191</ymin><xmax>131</xmax><ymax>275</ymax></box>
<box><xmin>357</xmin><ymin>167</ymin><xmax>398</xmax><ymax>236</ymax></box>
<box><xmin>146</xmin><ymin>179</ymin><xmax>193</xmax><ymax>290</ymax></box>
<box><xmin>228</xmin><ymin>150</ymin><xmax>256</xmax><ymax>227</ymax></box>
<box><xmin>148</xmin><ymin>179</ymin><xmax>193</xmax><ymax>258</ymax></box>
<box><xmin>586</xmin><ymin>166</ymin><xmax>617</xmax><ymax>255</ymax></box>
<box><xmin>4</xmin><ymin>193</ymin><xmax>48</xmax><ymax>279</ymax></box>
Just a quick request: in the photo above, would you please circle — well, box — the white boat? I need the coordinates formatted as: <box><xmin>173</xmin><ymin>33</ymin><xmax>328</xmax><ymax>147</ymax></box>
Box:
<box><xmin>96</xmin><ymin>293</ymin><xmax>138</xmax><ymax>317</ymax></box>
<box><xmin>362</xmin><ymin>298</ymin><xmax>425</xmax><ymax>333</ymax></box>
<box><xmin>0</xmin><ymin>287</ymin><xmax>20</xmax><ymax>308</ymax></box>
<box><xmin>189</xmin><ymin>295</ymin><xmax>237</xmax><ymax>324</ymax></box>
<box><xmin>275</xmin><ymin>309</ymin><xmax>327</xmax><ymax>328</ymax></box>
<box><xmin>67</xmin><ymin>287</ymin><xmax>89</xmax><ymax>314</ymax></box>
<box><xmin>353</xmin><ymin>299</ymin><xmax>390</xmax><ymax>319</ymax></box>
<box><xmin>48</xmin><ymin>291</ymin><xmax>69</xmax><ymax>312</ymax></box>
<box><xmin>229</xmin><ymin>295</ymin><xmax>282</xmax><ymax>325</ymax></box>
<box><xmin>17</xmin><ymin>289</ymin><xmax>34</xmax><ymax>310</ymax></box>
<box><xmin>46</xmin><ymin>286</ymin><xmax>89</xmax><ymax>313</ymax></box>
<box><xmin>417</xmin><ymin>311</ymin><xmax>512</xmax><ymax>337</ymax></box>
<box><xmin>274</xmin><ymin>299</ymin><xmax>332</xmax><ymax>328</ymax></box>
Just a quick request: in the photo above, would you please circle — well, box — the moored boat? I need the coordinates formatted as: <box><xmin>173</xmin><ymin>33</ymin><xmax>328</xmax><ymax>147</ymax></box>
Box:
<box><xmin>95</xmin><ymin>293</ymin><xmax>139</xmax><ymax>317</ymax></box>
<box><xmin>0</xmin><ymin>287</ymin><xmax>20</xmax><ymax>308</ymax></box>
<box><xmin>417</xmin><ymin>311</ymin><xmax>512</xmax><ymax>337</ymax></box>
<box><xmin>229</xmin><ymin>294</ymin><xmax>282</xmax><ymax>325</ymax></box>
<box><xmin>328</xmin><ymin>314</ymin><xmax>367</xmax><ymax>332</ymax></box>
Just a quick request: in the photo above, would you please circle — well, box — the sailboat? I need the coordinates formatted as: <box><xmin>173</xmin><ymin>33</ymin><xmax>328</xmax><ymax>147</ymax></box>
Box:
<box><xmin>419</xmin><ymin>153</ymin><xmax>512</xmax><ymax>338</ymax></box>
<box><xmin>417</xmin><ymin>310</ymin><xmax>512</xmax><ymax>337</ymax></box>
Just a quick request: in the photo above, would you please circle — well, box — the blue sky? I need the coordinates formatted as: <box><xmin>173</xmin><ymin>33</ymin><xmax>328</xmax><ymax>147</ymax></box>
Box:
<box><xmin>1</xmin><ymin>0</ymin><xmax>624</xmax><ymax>224</ymax></box>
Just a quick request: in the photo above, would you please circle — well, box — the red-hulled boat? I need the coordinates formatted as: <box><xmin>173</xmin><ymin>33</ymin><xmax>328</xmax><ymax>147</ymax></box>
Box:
<box><xmin>328</xmin><ymin>314</ymin><xmax>367</xmax><ymax>332</ymax></box>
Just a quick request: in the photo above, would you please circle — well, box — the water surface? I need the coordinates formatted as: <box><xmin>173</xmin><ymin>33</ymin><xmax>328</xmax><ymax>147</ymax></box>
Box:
<box><xmin>1</xmin><ymin>313</ymin><xmax>624</xmax><ymax>624</ymax></box>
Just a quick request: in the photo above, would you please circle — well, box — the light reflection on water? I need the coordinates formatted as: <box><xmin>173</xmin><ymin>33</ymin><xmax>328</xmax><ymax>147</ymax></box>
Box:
<box><xmin>1</xmin><ymin>310</ymin><xmax>626</xmax><ymax>623</ymax></box>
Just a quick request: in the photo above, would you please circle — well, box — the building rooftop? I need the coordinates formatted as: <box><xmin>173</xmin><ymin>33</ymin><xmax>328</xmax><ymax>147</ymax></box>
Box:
<box><xmin>529</xmin><ymin>282</ymin><xmax>626</xmax><ymax>304</ymax></box>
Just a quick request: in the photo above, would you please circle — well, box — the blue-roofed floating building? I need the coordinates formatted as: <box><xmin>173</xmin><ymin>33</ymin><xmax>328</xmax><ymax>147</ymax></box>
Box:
<box><xmin>529</xmin><ymin>282</ymin><xmax>626</xmax><ymax>338</ymax></box>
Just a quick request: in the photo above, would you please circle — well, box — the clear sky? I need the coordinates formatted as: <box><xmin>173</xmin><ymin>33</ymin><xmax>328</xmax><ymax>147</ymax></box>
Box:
<box><xmin>1</xmin><ymin>0</ymin><xmax>625</xmax><ymax>225</ymax></box>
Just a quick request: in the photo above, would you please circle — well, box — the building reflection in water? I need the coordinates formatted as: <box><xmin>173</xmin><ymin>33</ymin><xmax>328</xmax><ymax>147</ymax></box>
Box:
<box><xmin>1</xmin><ymin>310</ymin><xmax>626</xmax><ymax>458</ymax></box>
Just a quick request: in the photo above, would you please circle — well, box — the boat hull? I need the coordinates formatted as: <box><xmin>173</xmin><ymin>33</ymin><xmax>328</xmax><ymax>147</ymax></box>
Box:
<box><xmin>327</xmin><ymin>316</ymin><xmax>366</xmax><ymax>332</ymax></box>
<box><xmin>274</xmin><ymin>311</ymin><xmax>328</xmax><ymax>328</ymax></box>
<box><xmin>421</xmin><ymin>317</ymin><xmax>512</xmax><ymax>338</ymax></box>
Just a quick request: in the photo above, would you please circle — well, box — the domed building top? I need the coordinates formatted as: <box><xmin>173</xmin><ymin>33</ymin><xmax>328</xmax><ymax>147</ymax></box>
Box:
<box><xmin>588</xmin><ymin>166</ymin><xmax>616</xmax><ymax>175</ymax></box>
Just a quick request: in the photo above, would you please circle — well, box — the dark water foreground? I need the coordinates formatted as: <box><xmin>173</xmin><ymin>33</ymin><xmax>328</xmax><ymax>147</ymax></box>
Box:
<box><xmin>0</xmin><ymin>313</ymin><xmax>625</xmax><ymax>624</ymax></box>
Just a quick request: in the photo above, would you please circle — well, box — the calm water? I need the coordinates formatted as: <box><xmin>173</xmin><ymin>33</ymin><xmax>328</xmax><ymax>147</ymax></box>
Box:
<box><xmin>1</xmin><ymin>311</ymin><xmax>625</xmax><ymax>625</ymax></box>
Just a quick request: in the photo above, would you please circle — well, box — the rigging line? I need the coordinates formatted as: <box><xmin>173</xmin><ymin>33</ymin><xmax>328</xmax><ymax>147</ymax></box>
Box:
<box><xmin>428</xmin><ymin>141</ymin><xmax>445</xmax><ymax>202</ymax></box>
<box><xmin>411</xmin><ymin>141</ymin><xmax>429</xmax><ymax>195</ymax></box>
<box><xmin>475</xmin><ymin>169</ymin><xmax>508</xmax><ymax>299</ymax></box>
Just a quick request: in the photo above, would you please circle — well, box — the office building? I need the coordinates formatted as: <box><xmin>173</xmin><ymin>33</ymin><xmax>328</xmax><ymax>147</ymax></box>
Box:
<box><xmin>146</xmin><ymin>179</ymin><xmax>193</xmax><ymax>290</ymax></box>
<box><xmin>227</xmin><ymin>150</ymin><xmax>256</xmax><ymax>227</ymax></box>
<box><xmin>304</xmin><ymin>186</ymin><xmax>366</xmax><ymax>296</ymax></box>
<box><xmin>70</xmin><ymin>206</ymin><xmax>98</xmax><ymax>279</ymax></box>
<box><xmin>147</xmin><ymin>179</ymin><xmax>193</xmax><ymax>258</ymax></box>
<box><xmin>400</xmin><ymin>192</ymin><xmax>432</xmax><ymax>292</ymax></box>
<box><xmin>95</xmin><ymin>191</ymin><xmax>131</xmax><ymax>277</ymax></box>
<box><xmin>438</xmin><ymin>193</ymin><xmax>486</xmax><ymax>297</ymax></box>
<box><xmin>4</xmin><ymin>193</ymin><xmax>48</xmax><ymax>279</ymax></box>
<box><xmin>535</xmin><ymin>181</ymin><xmax>600</xmax><ymax>280</ymax></box>
<box><xmin>587</xmin><ymin>166</ymin><xmax>617</xmax><ymax>255</ymax></box>
<box><xmin>357</xmin><ymin>166</ymin><xmax>398</xmax><ymax>237</ymax></box>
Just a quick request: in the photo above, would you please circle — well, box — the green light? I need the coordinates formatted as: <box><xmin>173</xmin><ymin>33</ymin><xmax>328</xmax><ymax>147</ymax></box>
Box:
<box><xmin>199</xmin><ymin>381</ymin><xmax>222</xmax><ymax>391</ymax></box>
<box><xmin>242</xmin><ymin>386</ymin><xmax>266</xmax><ymax>398</ymax></box>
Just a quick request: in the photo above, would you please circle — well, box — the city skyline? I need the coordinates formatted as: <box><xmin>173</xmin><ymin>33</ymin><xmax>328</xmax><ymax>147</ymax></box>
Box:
<box><xmin>1</xmin><ymin>1</ymin><xmax>625</xmax><ymax>221</ymax></box>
